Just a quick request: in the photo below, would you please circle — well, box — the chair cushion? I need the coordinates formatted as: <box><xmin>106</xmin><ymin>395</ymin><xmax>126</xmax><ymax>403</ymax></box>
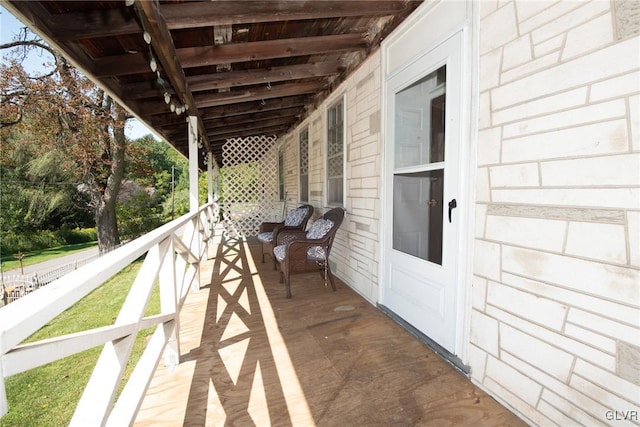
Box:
<box><xmin>306</xmin><ymin>218</ymin><xmax>334</xmax><ymax>239</ymax></box>
<box><xmin>307</xmin><ymin>246</ymin><xmax>326</xmax><ymax>261</ymax></box>
<box><xmin>273</xmin><ymin>244</ymin><xmax>327</xmax><ymax>262</ymax></box>
<box><xmin>284</xmin><ymin>207</ymin><xmax>307</xmax><ymax>226</ymax></box>
<box><xmin>273</xmin><ymin>244</ymin><xmax>286</xmax><ymax>262</ymax></box>
<box><xmin>257</xmin><ymin>231</ymin><xmax>273</xmax><ymax>243</ymax></box>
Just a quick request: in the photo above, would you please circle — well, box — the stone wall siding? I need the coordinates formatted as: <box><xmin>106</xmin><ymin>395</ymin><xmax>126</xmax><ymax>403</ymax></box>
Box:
<box><xmin>282</xmin><ymin>51</ymin><xmax>383</xmax><ymax>302</ymax></box>
<box><xmin>470</xmin><ymin>1</ymin><xmax>640</xmax><ymax>425</ymax></box>
<box><xmin>278</xmin><ymin>1</ymin><xmax>639</xmax><ymax>424</ymax></box>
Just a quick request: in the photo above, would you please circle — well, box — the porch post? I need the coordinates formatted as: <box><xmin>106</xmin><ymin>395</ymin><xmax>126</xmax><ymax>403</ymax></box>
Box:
<box><xmin>187</xmin><ymin>115</ymin><xmax>201</xmax><ymax>291</ymax></box>
<box><xmin>188</xmin><ymin>115</ymin><xmax>199</xmax><ymax>213</ymax></box>
<box><xmin>0</xmin><ymin>364</ymin><xmax>7</xmax><ymax>418</ymax></box>
<box><xmin>207</xmin><ymin>152</ymin><xmax>214</xmax><ymax>204</ymax></box>
<box><xmin>214</xmin><ymin>162</ymin><xmax>220</xmax><ymax>202</ymax></box>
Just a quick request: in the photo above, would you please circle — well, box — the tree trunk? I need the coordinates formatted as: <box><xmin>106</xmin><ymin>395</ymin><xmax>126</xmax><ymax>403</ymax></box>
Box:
<box><xmin>95</xmin><ymin>106</ymin><xmax>127</xmax><ymax>254</ymax></box>
<box><xmin>95</xmin><ymin>198</ymin><xmax>119</xmax><ymax>254</ymax></box>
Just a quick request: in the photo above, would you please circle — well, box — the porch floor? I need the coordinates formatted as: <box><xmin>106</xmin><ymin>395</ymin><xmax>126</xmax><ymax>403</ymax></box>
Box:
<box><xmin>134</xmin><ymin>236</ymin><xmax>526</xmax><ymax>426</ymax></box>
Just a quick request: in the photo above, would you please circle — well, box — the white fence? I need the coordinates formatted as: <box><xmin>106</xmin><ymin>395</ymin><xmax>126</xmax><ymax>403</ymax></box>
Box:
<box><xmin>1</xmin><ymin>255</ymin><xmax>98</xmax><ymax>306</ymax></box>
<box><xmin>0</xmin><ymin>203</ymin><xmax>216</xmax><ymax>425</ymax></box>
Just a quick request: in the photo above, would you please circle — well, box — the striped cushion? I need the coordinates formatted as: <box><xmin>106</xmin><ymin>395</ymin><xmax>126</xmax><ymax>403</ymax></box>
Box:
<box><xmin>307</xmin><ymin>246</ymin><xmax>326</xmax><ymax>261</ymax></box>
<box><xmin>306</xmin><ymin>219</ymin><xmax>333</xmax><ymax>239</ymax></box>
<box><xmin>284</xmin><ymin>207</ymin><xmax>307</xmax><ymax>226</ymax></box>
<box><xmin>273</xmin><ymin>244</ymin><xmax>327</xmax><ymax>262</ymax></box>
<box><xmin>273</xmin><ymin>244</ymin><xmax>286</xmax><ymax>262</ymax></box>
<box><xmin>257</xmin><ymin>231</ymin><xmax>273</xmax><ymax>243</ymax></box>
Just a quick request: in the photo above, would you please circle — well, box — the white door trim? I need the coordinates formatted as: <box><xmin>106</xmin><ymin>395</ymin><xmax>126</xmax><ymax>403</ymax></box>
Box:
<box><xmin>378</xmin><ymin>1</ymin><xmax>476</xmax><ymax>361</ymax></box>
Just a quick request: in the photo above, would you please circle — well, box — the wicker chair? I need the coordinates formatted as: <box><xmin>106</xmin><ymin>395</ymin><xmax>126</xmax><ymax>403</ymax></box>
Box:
<box><xmin>273</xmin><ymin>207</ymin><xmax>344</xmax><ymax>298</ymax></box>
<box><xmin>257</xmin><ymin>204</ymin><xmax>314</xmax><ymax>269</ymax></box>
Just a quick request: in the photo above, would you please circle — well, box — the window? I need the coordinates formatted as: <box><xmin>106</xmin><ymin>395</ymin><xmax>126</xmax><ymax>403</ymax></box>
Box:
<box><xmin>278</xmin><ymin>149</ymin><xmax>285</xmax><ymax>201</ymax></box>
<box><xmin>299</xmin><ymin>127</ymin><xmax>309</xmax><ymax>202</ymax></box>
<box><xmin>326</xmin><ymin>98</ymin><xmax>344</xmax><ymax>206</ymax></box>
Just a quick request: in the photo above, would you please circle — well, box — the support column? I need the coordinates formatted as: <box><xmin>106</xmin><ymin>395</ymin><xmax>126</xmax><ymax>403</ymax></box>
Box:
<box><xmin>1</xmin><ymin>365</ymin><xmax>7</xmax><ymax>419</ymax></box>
<box><xmin>207</xmin><ymin>152</ymin><xmax>214</xmax><ymax>204</ymax></box>
<box><xmin>214</xmin><ymin>162</ymin><xmax>220</xmax><ymax>202</ymax></box>
<box><xmin>187</xmin><ymin>115</ymin><xmax>201</xmax><ymax>290</ymax></box>
<box><xmin>188</xmin><ymin>115</ymin><xmax>199</xmax><ymax>213</ymax></box>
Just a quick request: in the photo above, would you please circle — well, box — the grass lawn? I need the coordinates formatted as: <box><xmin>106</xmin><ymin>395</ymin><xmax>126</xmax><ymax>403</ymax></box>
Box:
<box><xmin>1</xmin><ymin>242</ymin><xmax>98</xmax><ymax>272</ymax></box>
<box><xmin>1</xmin><ymin>260</ymin><xmax>160</xmax><ymax>426</ymax></box>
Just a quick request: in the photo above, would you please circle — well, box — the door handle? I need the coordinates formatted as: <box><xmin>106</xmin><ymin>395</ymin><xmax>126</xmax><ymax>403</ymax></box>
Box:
<box><xmin>448</xmin><ymin>199</ymin><xmax>457</xmax><ymax>223</ymax></box>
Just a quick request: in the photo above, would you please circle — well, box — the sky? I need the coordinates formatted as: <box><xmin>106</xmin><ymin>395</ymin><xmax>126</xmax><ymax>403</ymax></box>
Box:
<box><xmin>1</xmin><ymin>5</ymin><xmax>158</xmax><ymax>140</ymax></box>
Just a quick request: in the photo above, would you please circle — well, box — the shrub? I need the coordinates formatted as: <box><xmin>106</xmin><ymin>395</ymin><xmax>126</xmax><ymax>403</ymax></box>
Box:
<box><xmin>0</xmin><ymin>228</ymin><xmax>97</xmax><ymax>257</ymax></box>
<box><xmin>1</xmin><ymin>230</ymin><xmax>61</xmax><ymax>255</ymax></box>
<box><xmin>117</xmin><ymin>193</ymin><xmax>164</xmax><ymax>241</ymax></box>
<box><xmin>56</xmin><ymin>227</ymin><xmax>97</xmax><ymax>244</ymax></box>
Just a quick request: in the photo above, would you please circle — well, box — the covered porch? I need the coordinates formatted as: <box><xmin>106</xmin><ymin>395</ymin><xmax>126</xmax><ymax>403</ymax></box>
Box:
<box><xmin>6</xmin><ymin>1</ymin><xmax>636</xmax><ymax>425</ymax></box>
<box><xmin>135</xmin><ymin>235</ymin><xmax>524</xmax><ymax>426</ymax></box>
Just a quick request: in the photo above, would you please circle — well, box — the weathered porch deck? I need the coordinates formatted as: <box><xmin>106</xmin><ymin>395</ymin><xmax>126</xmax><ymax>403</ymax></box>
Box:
<box><xmin>135</xmin><ymin>236</ymin><xmax>526</xmax><ymax>426</ymax></box>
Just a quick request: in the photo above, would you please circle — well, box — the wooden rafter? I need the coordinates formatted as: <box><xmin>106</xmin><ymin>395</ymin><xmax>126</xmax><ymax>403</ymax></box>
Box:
<box><xmin>46</xmin><ymin>1</ymin><xmax>411</xmax><ymax>40</ymax></box>
<box><xmin>4</xmin><ymin>0</ymin><xmax>422</xmax><ymax>167</ymax></box>
<box><xmin>92</xmin><ymin>34</ymin><xmax>367</xmax><ymax>77</ymax></box>
<box><xmin>132</xmin><ymin>0</ymin><xmax>210</xmax><ymax>151</ymax></box>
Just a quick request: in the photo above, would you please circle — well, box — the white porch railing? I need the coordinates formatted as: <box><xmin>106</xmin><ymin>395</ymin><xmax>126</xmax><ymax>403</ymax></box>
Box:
<box><xmin>0</xmin><ymin>202</ymin><xmax>217</xmax><ymax>425</ymax></box>
<box><xmin>1</xmin><ymin>253</ymin><xmax>99</xmax><ymax>306</ymax></box>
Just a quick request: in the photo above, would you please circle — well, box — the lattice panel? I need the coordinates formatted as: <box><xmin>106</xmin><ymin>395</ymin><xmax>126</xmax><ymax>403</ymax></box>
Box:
<box><xmin>221</xmin><ymin>135</ymin><xmax>283</xmax><ymax>237</ymax></box>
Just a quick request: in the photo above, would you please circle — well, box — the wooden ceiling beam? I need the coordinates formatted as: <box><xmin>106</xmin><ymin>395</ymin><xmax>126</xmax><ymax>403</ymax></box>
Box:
<box><xmin>179</xmin><ymin>33</ymin><xmax>367</xmax><ymax>69</ymax></box>
<box><xmin>4</xmin><ymin>0</ymin><xmax>422</xmax><ymax>167</ymax></box>
<box><xmin>165</xmin><ymin>117</ymin><xmax>293</xmax><ymax>141</ymax></box>
<box><xmin>123</xmin><ymin>61</ymin><xmax>342</xmax><ymax>99</ymax></box>
<box><xmin>149</xmin><ymin>104</ymin><xmax>304</xmax><ymax>138</ymax></box>
<box><xmin>162</xmin><ymin>1</ymin><xmax>415</xmax><ymax>30</ymax></box>
<box><xmin>201</xmin><ymin>106</ymin><xmax>303</xmax><ymax>127</ymax></box>
<box><xmin>132</xmin><ymin>0</ymin><xmax>211</xmax><ymax>152</ymax></box>
<box><xmin>93</xmin><ymin>33</ymin><xmax>367</xmax><ymax>76</ymax></box>
<box><xmin>185</xmin><ymin>62</ymin><xmax>343</xmax><ymax>92</ymax></box>
<box><xmin>172</xmin><ymin>125</ymin><xmax>288</xmax><ymax>146</ymax></box>
<box><xmin>195</xmin><ymin>81</ymin><xmax>325</xmax><ymax>109</ymax></box>
<box><xmin>205</xmin><ymin>117</ymin><xmax>294</xmax><ymax>138</ymax></box>
<box><xmin>137</xmin><ymin>93</ymin><xmax>309</xmax><ymax>118</ymax></box>
<box><xmin>206</xmin><ymin>125</ymin><xmax>289</xmax><ymax>141</ymax></box>
<box><xmin>45</xmin><ymin>1</ymin><xmax>410</xmax><ymax>41</ymax></box>
<box><xmin>199</xmin><ymin>95</ymin><xmax>309</xmax><ymax>119</ymax></box>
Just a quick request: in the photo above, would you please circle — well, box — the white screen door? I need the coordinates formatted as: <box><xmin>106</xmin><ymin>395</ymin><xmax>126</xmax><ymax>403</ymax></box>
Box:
<box><xmin>382</xmin><ymin>32</ymin><xmax>463</xmax><ymax>354</ymax></box>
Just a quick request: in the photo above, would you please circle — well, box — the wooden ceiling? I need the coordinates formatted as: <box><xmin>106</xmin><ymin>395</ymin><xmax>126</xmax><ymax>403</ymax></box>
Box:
<box><xmin>5</xmin><ymin>0</ymin><xmax>422</xmax><ymax>167</ymax></box>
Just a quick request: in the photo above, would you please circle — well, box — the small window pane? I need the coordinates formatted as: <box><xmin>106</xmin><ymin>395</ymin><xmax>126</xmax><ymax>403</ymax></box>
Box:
<box><xmin>327</xmin><ymin>99</ymin><xmax>344</xmax><ymax>206</ymax></box>
<box><xmin>394</xmin><ymin>65</ymin><xmax>446</xmax><ymax>169</ymax></box>
<box><xmin>392</xmin><ymin>169</ymin><xmax>444</xmax><ymax>265</ymax></box>
<box><xmin>278</xmin><ymin>150</ymin><xmax>285</xmax><ymax>201</ymax></box>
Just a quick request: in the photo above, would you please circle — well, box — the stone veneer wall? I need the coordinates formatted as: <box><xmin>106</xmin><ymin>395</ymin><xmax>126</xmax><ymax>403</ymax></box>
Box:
<box><xmin>279</xmin><ymin>1</ymin><xmax>639</xmax><ymax>424</ymax></box>
<box><xmin>282</xmin><ymin>51</ymin><xmax>383</xmax><ymax>303</ymax></box>
<box><xmin>469</xmin><ymin>1</ymin><xmax>640</xmax><ymax>425</ymax></box>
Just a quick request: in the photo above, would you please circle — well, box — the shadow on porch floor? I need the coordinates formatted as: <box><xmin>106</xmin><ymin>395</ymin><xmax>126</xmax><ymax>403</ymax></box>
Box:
<box><xmin>135</xmin><ymin>236</ymin><xmax>526</xmax><ymax>426</ymax></box>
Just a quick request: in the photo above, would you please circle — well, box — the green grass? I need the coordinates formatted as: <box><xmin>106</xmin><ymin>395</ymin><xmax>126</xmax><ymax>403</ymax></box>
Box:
<box><xmin>1</xmin><ymin>242</ymin><xmax>98</xmax><ymax>272</ymax></box>
<box><xmin>1</xmin><ymin>260</ymin><xmax>161</xmax><ymax>426</ymax></box>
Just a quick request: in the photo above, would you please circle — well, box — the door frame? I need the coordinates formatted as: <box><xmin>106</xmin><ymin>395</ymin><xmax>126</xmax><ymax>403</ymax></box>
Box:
<box><xmin>378</xmin><ymin>2</ymin><xmax>477</xmax><ymax>362</ymax></box>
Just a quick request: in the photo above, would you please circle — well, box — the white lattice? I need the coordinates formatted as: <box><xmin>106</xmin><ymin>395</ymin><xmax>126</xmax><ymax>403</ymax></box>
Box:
<box><xmin>221</xmin><ymin>135</ymin><xmax>284</xmax><ymax>237</ymax></box>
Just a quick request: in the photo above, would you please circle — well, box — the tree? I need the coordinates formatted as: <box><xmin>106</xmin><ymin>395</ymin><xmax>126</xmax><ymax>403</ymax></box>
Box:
<box><xmin>1</xmin><ymin>27</ymin><xmax>131</xmax><ymax>253</ymax></box>
<box><xmin>0</xmin><ymin>130</ymin><xmax>93</xmax><ymax>233</ymax></box>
